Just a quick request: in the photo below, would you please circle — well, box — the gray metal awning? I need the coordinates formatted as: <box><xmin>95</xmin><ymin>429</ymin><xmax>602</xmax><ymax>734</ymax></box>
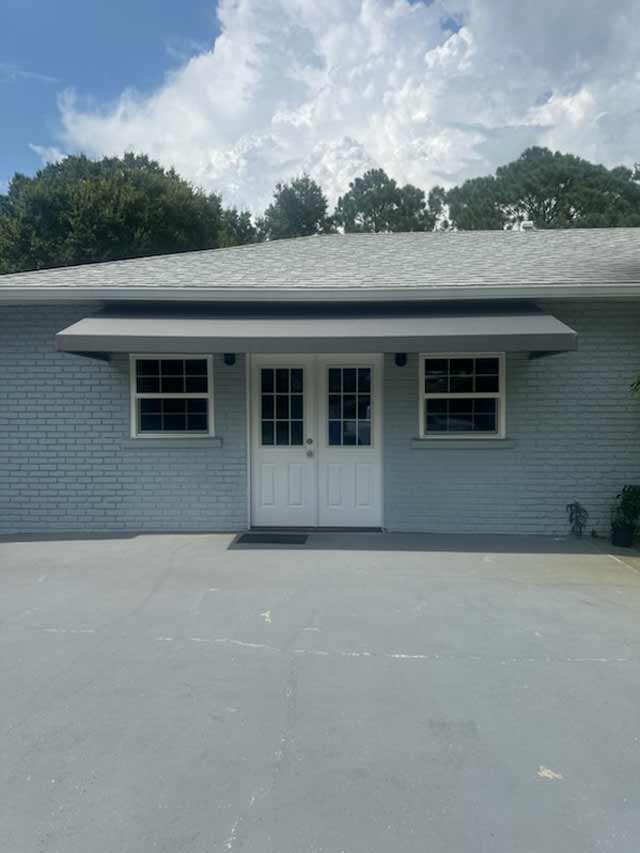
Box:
<box><xmin>56</xmin><ymin>308</ymin><xmax>577</xmax><ymax>355</ymax></box>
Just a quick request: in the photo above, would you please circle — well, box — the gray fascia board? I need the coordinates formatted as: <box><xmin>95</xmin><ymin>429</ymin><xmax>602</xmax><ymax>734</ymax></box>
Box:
<box><xmin>56</xmin><ymin>333</ymin><xmax>577</xmax><ymax>354</ymax></box>
<box><xmin>4</xmin><ymin>282</ymin><xmax>640</xmax><ymax>304</ymax></box>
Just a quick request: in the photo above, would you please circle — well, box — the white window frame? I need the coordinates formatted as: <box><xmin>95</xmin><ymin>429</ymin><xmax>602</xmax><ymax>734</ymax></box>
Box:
<box><xmin>419</xmin><ymin>352</ymin><xmax>506</xmax><ymax>440</ymax></box>
<box><xmin>129</xmin><ymin>354</ymin><xmax>215</xmax><ymax>439</ymax></box>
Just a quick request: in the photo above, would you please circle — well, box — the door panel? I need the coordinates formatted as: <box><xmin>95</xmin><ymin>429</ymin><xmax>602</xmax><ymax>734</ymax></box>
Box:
<box><xmin>251</xmin><ymin>356</ymin><xmax>316</xmax><ymax>527</ymax></box>
<box><xmin>318</xmin><ymin>356</ymin><xmax>383</xmax><ymax>528</ymax></box>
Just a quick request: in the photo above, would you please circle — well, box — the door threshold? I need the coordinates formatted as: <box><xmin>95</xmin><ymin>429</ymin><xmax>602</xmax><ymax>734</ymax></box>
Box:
<box><xmin>250</xmin><ymin>526</ymin><xmax>383</xmax><ymax>533</ymax></box>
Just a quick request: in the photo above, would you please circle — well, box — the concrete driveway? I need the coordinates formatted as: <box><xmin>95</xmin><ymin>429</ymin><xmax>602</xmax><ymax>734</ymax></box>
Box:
<box><xmin>1</xmin><ymin>532</ymin><xmax>640</xmax><ymax>853</ymax></box>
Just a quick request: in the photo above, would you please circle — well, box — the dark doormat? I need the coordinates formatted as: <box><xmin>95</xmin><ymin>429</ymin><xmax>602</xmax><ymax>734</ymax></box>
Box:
<box><xmin>236</xmin><ymin>532</ymin><xmax>309</xmax><ymax>545</ymax></box>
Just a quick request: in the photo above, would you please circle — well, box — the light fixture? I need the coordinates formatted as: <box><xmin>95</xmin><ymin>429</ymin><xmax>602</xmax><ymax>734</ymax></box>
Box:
<box><xmin>223</xmin><ymin>353</ymin><xmax>236</xmax><ymax>366</ymax></box>
<box><xmin>394</xmin><ymin>353</ymin><xmax>407</xmax><ymax>367</ymax></box>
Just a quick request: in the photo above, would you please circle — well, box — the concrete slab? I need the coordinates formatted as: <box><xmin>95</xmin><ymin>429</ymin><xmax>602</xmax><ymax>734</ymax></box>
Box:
<box><xmin>1</xmin><ymin>533</ymin><xmax>639</xmax><ymax>852</ymax></box>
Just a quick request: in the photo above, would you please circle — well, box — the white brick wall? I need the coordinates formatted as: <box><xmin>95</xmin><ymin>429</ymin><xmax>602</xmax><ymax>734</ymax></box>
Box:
<box><xmin>383</xmin><ymin>300</ymin><xmax>640</xmax><ymax>535</ymax></box>
<box><xmin>0</xmin><ymin>305</ymin><xmax>248</xmax><ymax>533</ymax></box>
<box><xmin>2</xmin><ymin>299</ymin><xmax>640</xmax><ymax>536</ymax></box>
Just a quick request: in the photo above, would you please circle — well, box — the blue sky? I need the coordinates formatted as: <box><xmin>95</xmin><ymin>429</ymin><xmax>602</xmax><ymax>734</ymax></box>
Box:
<box><xmin>0</xmin><ymin>0</ymin><xmax>218</xmax><ymax>188</ymax></box>
<box><xmin>1</xmin><ymin>0</ymin><xmax>639</xmax><ymax>211</ymax></box>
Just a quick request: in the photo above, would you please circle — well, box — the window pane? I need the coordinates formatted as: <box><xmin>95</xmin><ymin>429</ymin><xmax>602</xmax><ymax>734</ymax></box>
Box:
<box><xmin>276</xmin><ymin>369</ymin><xmax>289</xmax><ymax>393</ymax></box>
<box><xmin>358</xmin><ymin>396</ymin><xmax>371</xmax><ymax>419</ymax></box>
<box><xmin>343</xmin><ymin>369</ymin><xmax>357</xmax><ymax>392</ymax></box>
<box><xmin>141</xmin><ymin>399</ymin><xmax>162</xmax><ymax>414</ymax></box>
<box><xmin>137</xmin><ymin>392</ymin><xmax>210</xmax><ymax>435</ymax></box>
<box><xmin>327</xmin><ymin>366</ymin><xmax>374</xmax><ymax>447</ymax></box>
<box><xmin>358</xmin><ymin>368</ymin><xmax>371</xmax><ymax>392</ymax></box>
<box><xmin>261</xmin><ymin>395</ymin><xmax>274</xmax><ymax>419</ymax></box>
<box><xmin>161</xmin><ymin>376</ymin><xmax>185</xmax><ymax>393</ymax></box>
<box><xmin>161</xmin><ymin>359</ymin><xmax>183</xmax><ymax>375</ymax></box>
<box><xmin>450</xmin><ymin>399</ymin><xmax>473</xmax><ymax>414</ymax></box>
<box><xmin>343</xmin><ymin>420</ymin><xmax>357</xmax><ymax>445</ymax></box>
<box><xmin>357</xmin><ymin>422</ymin><xmax>371</xmax><ymax>446</ymax></box>
<box><xmin>449</xmin><ymin>413</ymin><xmax>473</xmax><ymax>431</ymax></box>
<box><xmin>261</xmin><ymin>369</ymin><xmax>274</xmax><ymax>393</ymax></box>
<box><xmin>187</xmin><ymin>413</ymin><xmax>208</xmax><ymax>431</ymax></box>
<box><xmin>425</xmin><ymin>397</ymin><xmax>498</xmax><ymax>435</ymax></box>
<box><xmin>343</xmin><ymin>395</ymin><xmax>356</xmax><ymax>419</ymax></box>
<box><xmin>426</xmin><ymin>377</ymin><xmax>448</xmax><ymax>393</ymax></box>
<box><xmin>291</xmin><ymin>369</ymin><xmax>303</xmax><ymax>393</ymax></box>
<box><xmin>137</xmin><ymin>359</ymin><xmax>159</xmax><ymax>376</ymax></box>
<box><xmin>137</xmin><ymin>376</ymin><xmax>160</xmax><ymax>393</ymax></box>
<box><xmin>428</xmin><ymin>398</ymin><xmax>447</xmax><ymax>414</ymax></box>
<box><xmin>187</xmin><ymin>399</ymin><xmax>207</xmax><ymax>414</ymax></box>
<box><xmin>186</xmin><ymin>359</ymin><xmax>207</xmax><ymax>375</ymax></box>
<box><xmin>164</xmin><ymin>414</ymin><xmax>187</xmax><ymax>431</ymax></box>
<box><xmin>426</xmin><ymin>414</ymin><xmax>447</xmax><ymax>431</ymax></box>
<box><xmin>328</xmin><ymin>421</ymin><xmax>341</xmax><ymax>446</ymax></box>
<box><xmin>474</xmin><ymin>414</ymin><xmax>497</xmax><ymax>432</ymax></box>
<box><xmin>262</xmin><ymin>421</ymin><xmax>274</xmax><ymax>445</ymax></box>
<box><xmin>276</xmin><ymin>421</ymin><xmax>289</xmax><ymax>445</ymax></box>
<box><xmin>450</xmin><ymin>377</ymin><xmax>473</xmax><ymax>393</ymax></box>
<box><xmin>476</xmin><ymin>358</ymin><xmax>499</xmax><ymax>374</ymax></box>
<box><xmin>476</xmin><ymin>375</ymin><xmax>499</xmax><ymax>392</ymax></box>
<box><xmin>185</xmin><ymin>376</ymin><xmax>208</xmax><ymax>393</ymax></box>
<box><xmin>140</xmin><ymin>414</ymin><xmax>162</xmax><ymax>432</ymax></box>
<box><xmin>425</xmin><ymin>359</ymin><xmax>447</xmax><ymax>376</ymax></box>
<box><xmin>450</xmin><ymin>359</ymin><xmax>473</xmax><ymax>376</ymax></box>
<box><xmin>276</xmin><ymin>395</ymin><xmax>289</xmax><ymax>419</ymax></box>
<box><xmin>290</xmin><ymin>395</ymin><xmax>303</xmax><ymax>419</ymax></box>
<box><xmin>290</xmin><ymin>421</ymin><xmax>303</xmax><ymax>445</ymax></box>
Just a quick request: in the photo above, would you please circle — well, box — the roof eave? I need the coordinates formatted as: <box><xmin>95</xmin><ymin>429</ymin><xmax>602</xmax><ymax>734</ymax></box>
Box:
<box><xmin>2</xmin><ymin>283</ymin><xmax>640</xmax><ymax>304</ymax></box>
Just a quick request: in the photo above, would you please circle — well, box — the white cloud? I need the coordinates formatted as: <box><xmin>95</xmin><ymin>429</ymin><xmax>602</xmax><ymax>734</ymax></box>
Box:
<box><xmin>43</xmin><ymin>0</ymin><xmax>640</xmax><ymax>211</ymax></box>
<box><xmin>29</xmin><ymin>144</ymin><xmax>66</xmax><ymax>164</ymax></box>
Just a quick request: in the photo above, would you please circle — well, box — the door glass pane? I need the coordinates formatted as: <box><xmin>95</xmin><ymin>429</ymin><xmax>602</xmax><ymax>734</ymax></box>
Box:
<box><xmin>261</xmin><ymin>367</ymin><xmax>304</xmax><ymax>446</ymax></box>
<box><xmin>327</xmin><ymin>367</ymin><xmax>372</xmax><ymax>447</ymax></box>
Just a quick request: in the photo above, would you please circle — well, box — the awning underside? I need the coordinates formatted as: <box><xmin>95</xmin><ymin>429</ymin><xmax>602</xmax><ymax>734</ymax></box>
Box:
<box><xmin>56</xmin><ymin>308</ymin><xmax>577</xmax><ymax>355</ymax></box>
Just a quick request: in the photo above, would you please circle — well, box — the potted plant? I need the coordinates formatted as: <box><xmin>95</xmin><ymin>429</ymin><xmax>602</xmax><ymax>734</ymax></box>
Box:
<box><xmin>610</xmin><ymin>485</ymin><xmax>640</xmax><ymax>547</ymax></box>
<box><xmin>566</xmin><ymin>501</ymin><xmax>589</xmax><ymax>537</ymax></box>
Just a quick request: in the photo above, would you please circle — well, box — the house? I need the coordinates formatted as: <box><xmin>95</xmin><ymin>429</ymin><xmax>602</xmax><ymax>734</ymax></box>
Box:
<box><xmin>1</xmin><ymin>229</ymin><xmax>639</xmax><ymax>536</ymax></box>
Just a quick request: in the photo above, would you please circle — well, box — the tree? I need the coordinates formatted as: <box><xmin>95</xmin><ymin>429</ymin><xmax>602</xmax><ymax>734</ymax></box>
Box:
<box><xmin>0</xmin><ymin>153</ymin><xmax>255</xmax><ymax>274</ymax></box>
<box><xmin>333</xmin><ymin>168</ymin><xmax>436</xmax><ymax>232</ymax></box>
<box><xmin>219</xmin><ymin>207</ymin><xmax>259</xmax><ymax>247</ymax></box>
<box><xmin>258</xmin><ymin>174</ymin><xmax>329</xmax><ymax>241</ymax></box>
<box><xmin>447</xmin><ymin>148</ymin><xmax>640</xmax><ymax>230</ymax></box>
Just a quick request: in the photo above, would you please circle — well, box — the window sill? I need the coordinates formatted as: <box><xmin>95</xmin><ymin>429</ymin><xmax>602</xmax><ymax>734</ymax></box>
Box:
<box><xmin>411</xmin><ymin>437</ymin><xmax>515</xmax><ymax>450</ymax></box>
<box><xmin>125</xmin><ymin>436</ymin><xmax>223</xmax><ymax>448</ymax></box>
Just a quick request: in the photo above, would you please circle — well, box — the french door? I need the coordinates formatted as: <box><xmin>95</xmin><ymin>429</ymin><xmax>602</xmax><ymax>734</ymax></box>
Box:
<box><xmin>250</xmin><ymin>354</ymin><xmax>383</xmax><ymax>528</ymax></box>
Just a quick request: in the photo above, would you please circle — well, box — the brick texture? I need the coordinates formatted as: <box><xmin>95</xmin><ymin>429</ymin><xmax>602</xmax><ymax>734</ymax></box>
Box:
<box><xmin>383</xmin><ymin>300</ymin><xmax>640</xmax><ymax>535</ymax></box>
<box><xmin>0</xmin><ymin>305</ymin><xmax>247</xmax><ymax>533</ymax></box>
<box><xmin>2</xmin><ymin>300</ymin><xmax>640</xmax><ymax>535</ymax></box>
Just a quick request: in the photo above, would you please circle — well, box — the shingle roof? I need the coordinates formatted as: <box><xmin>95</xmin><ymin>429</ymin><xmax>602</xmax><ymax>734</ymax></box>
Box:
<box><xmin>1</xmin><ymin>229</ymin><xmax>639</xmax><ymax>302</ymax></box>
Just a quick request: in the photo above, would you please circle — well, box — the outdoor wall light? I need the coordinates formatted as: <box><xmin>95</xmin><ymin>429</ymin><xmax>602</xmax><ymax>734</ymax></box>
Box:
<box><xmin>394</xmin><ymin>353</ymin><xmax>408</xmax><ymax>367</ymax></box>
<box><xmin>223</xmin><ymin>353</ymin><xmax>236</xmax><ymax>366</ymax></box>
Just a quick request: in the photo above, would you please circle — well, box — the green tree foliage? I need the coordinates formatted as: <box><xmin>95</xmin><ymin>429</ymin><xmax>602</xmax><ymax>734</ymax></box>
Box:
<box><xmin>258</xmin><ymin>174</ymin><xmax>330</xmax><ymax>241</ymax></box>
<box><xmin>334</xmin><ymin>168</ymin><xmax>436</xmax><ymax>232</ymax></box>
<box><xmin>447</xmin><ymin>147</ymin><xmax>640</xmax><ymax>230</ymax></box>
<box><xmin>219</xmin><ymin>207</ymin><xmax>259</xmax><ymax>247</ymax></box>
<box><xmin>0</xmin><ymin>153</ymin><xmax>255</xmax><ymax>273</ymax></box>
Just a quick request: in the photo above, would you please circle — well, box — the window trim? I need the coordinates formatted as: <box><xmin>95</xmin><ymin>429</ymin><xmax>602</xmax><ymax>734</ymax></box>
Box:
<box><xmin>129</xmin><ymin>354</ymin><xmax>215</xmax><ymax>439</ymax></box>
<box><xmin>418</xmin><ymin>352</ymin><xmax>506</xmax><ymax>440</ymax></box>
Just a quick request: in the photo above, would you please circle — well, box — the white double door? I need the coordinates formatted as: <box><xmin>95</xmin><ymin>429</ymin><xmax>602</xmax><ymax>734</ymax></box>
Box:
<box><xmin>250</xmin><ymin>354</ymin><xmax>383</xmax><ymax>528</ymax></box>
